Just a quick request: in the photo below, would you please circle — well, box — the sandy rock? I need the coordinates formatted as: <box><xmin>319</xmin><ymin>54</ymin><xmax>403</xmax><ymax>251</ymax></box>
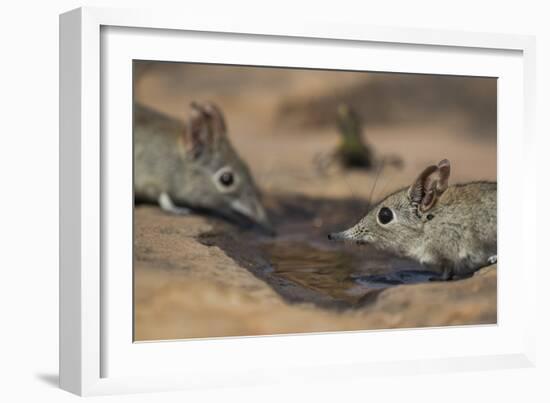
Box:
<box><xmin>134</xmin><ymin>208</ymin><xmax>496</xmax><ymax>341</ymax></box>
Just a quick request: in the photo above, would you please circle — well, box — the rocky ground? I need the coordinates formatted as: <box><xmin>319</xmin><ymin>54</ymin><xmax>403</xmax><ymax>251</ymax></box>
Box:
<box><xmin>134</xmin><ymin>206</ymin><xmax>496</xmax><ymax>341</ymax></box>
<box><xmin>134</xmin><ymin>63</ymin><xmax>497</xmax><ymax>341</ymax></box>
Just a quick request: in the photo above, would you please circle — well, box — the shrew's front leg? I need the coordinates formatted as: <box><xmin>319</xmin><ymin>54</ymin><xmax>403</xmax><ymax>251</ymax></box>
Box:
<box><xmin>158</xmin><ymin>192</ymin><xmax>191</xmax><ymax>215</ymax></box>
<box><xmin>425</xmin><ymin>260</ymin><xmax>459</xmax><ymax>281</ymax></box>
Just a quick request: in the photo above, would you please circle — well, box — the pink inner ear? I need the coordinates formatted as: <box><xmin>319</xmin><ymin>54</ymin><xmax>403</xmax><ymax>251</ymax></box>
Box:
<box><xmin>419</xmin><ymin>176</ymin><xmax>438</xmax><ymax>211</ymax></box>
<box><xmin>182</xmin><ymin>111</ymin><xmax>213</xmax><ymax>159</ymax></box>
<box><xmin>408</xmin><ymin>165</ymin><xmax>437</xmax><ymax>201</ymax></box>
<box><xmin>202</xmin><ymin>102</ymin><xmax>227</xmax><ymax>134</ymax></box>
<box><xmin>409</xmin><ymin>161</ymin><xmax>450</xmax><ymax>212</ymax></box>
<box><xmin>420</xmin><ymin>189</ymin><xmax>436</xmax><ymax>212</ymax></box>
<box><xmin>438</xmin><ymin>158</ymin><xmax>451</xmax><ymax>170</ymax></box>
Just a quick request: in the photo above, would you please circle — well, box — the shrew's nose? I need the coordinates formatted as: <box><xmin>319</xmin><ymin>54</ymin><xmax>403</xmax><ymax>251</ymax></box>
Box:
<box><xmin>328</xmin><ymin>232</ymin><xmax>344</xmax><ymax>241</ymax></box>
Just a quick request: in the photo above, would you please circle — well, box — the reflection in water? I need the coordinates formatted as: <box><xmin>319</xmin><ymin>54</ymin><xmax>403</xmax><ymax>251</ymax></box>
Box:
<box><xmin>353</xmin><ymin>270</ymin><xmax>439</xmax><ymax>288</ymax></box>
<box><xmin>262</xmin><ymin>241</ymin><xmax>435</xmax><ymax>305</ymax></box>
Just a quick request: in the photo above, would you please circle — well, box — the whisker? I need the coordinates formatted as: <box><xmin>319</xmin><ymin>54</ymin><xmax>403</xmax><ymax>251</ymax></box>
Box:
<box><xmin>341</xmin><ymin>171</ymin><xmax>360</xmax><ymax>203</ymax></box>
<box><xmin>364</xmin><ymin>157</ymin><xmax>386</xmax><ymax>215</ymax></box>
<box><xmin>377</xmin><ymin>171</ymin><xmax>395</xmax><ymax>205</ymax></box>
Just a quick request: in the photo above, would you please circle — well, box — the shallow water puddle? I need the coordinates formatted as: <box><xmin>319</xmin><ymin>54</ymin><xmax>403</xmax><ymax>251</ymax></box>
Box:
<box><xmin>260</xmin><ymin>240</ymin><xmax>434</xmax><ymax>305</ymax></box>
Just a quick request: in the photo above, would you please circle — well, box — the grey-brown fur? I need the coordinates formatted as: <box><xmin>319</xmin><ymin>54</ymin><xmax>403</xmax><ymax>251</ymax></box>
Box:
<box><xmin>329</xmin><ymin>159</ymin><xmax>496</xmax><ymax>280</ymax></box>
<box><xmin>134</xmin><ymin>102</ymin><xmax>272</xmax><ymax>233</ymax></box>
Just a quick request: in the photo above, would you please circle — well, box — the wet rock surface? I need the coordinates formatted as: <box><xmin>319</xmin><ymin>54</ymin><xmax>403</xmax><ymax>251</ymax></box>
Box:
<box><xmin>134</xmin><ymin>64</ymin><xmax>497</xmax><ymax>341</ymax></box>
<box><xmin>134</xmin><ymin>202</ymin><xmax>496</xmax><ymax>341</ymax></box>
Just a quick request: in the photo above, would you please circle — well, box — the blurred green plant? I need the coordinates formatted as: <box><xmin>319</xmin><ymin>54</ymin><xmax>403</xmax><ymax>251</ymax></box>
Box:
<box><xmin>335</xmin><ymin>104</ymin><xmax>374</xmax><ymax>169</ymax></box>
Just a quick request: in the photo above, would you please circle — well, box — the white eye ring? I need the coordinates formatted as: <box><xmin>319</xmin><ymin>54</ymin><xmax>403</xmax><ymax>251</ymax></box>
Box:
<box><xmin>213</xmin><ymin>166</ymin><xmax>238</xmax><ymax>193</ymax></box>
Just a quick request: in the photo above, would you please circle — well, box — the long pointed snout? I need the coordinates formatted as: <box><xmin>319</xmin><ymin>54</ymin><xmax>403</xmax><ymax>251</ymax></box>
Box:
<box><xmin>252</xmin><ymin>206</ymin><xmax>276</xmax><ymax>236</ymax></box>
<box><xmin>327</xmin><ymin>230</ymin><xmax>349</xmax><ymax>241</ymax></box>
<box><xmin>230</xmin><ymin>199</ymin><xmax>275</xmax><ymax>236</ymax></box>
<box><xmin>328</xmin><ymin>225</ymin><xmax>364</xmax><ymax>243</ymax></box>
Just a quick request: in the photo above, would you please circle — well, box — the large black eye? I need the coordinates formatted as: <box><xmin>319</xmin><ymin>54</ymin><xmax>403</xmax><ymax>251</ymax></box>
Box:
<box><xmin>219</xmin><ymin>171</ymin><xmax>234</xmax><ymax>187</ymax></box>
<box><xmin>378</xmin><ymin>207</ymin><xmax>393</xmax><ymax>224</ymax></box>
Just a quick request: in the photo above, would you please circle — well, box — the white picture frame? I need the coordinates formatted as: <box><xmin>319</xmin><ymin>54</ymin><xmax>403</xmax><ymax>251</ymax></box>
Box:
<box><xmin>59</xmin><ymin>6</ymin><xmax>537</xmax><ymax>396</ymax></box>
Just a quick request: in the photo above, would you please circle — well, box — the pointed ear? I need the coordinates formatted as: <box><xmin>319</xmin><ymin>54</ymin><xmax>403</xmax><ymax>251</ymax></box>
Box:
<box><xmin>182</xmin><ymin>102</ymin><xmax>227</xmax><ymax>159</ymax></box>
<box><xmin>408</xmin><ymin>159</ymin><xmax>451</xmax><ymax>212</ymax></box>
